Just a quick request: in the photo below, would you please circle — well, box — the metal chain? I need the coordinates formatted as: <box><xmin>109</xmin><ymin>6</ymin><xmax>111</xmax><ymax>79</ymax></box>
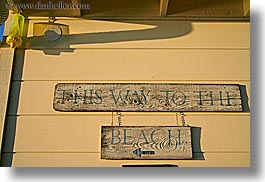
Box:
<box><xmin>110</xmin><ymin>112</ymin><xmax>123</xmax><ymax>126</ymax></box>
<box><xmin>176</xmin><ymin>112</ymin><xmax>179</xmax><ymax>126</ymax></box>
<box><xmin>111</xmin><ymin>112</ymin><xmax>114</xmax><ymax>126</ymax></box>
<box><xmin>117</xmin><ymin>112</ymin><xmax>122</xmax><ymax>126</ymax></box>
<box><xmin>180</xmin><ymin>112</ymin><xmax>186</xmax><ymax>126</ymax></box>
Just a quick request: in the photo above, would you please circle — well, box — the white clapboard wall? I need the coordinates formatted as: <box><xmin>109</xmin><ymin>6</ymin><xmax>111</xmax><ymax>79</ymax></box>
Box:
<box><xmin>2</xmin><ymin>19</ymin><xmax>250</xmax><ymax>167</ymax></box>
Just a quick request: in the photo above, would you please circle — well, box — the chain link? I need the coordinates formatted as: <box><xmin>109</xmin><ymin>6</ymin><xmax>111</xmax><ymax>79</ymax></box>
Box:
<box><xmin>48</xmin><ymin>16</ymin><xmax>56</xmax><ymax>23</ymax></box>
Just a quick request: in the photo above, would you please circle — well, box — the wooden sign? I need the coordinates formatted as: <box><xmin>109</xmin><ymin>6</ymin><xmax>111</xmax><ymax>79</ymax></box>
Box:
<box><xmin>101</xmin><ymin>126</ymin><xmax>192</xmax><ymax>160</ymax></box>
<box><xmin>53</xmin><ymin>83</ymin><xmax>242</xmax><ymax>112</ymax></box>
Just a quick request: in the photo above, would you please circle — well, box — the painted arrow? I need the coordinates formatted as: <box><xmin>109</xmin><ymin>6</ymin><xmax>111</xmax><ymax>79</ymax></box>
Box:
<box><xmin>133</xmin><ymin>148</ymin><xmax>155</xmax><ymax>157</ymax></box>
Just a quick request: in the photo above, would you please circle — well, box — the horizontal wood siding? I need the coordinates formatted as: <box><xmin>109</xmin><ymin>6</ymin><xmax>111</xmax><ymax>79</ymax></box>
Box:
<box><xmin>4</xmin><ymin>19</ymin><xmax>250</xmax><ymax>167</ymax></box>
<box><xmin>12</xmin><ymin>153</ymin><xmax>250</xmax><ymax>167</ymax></box>
<box><xmin>13</xmin><ymin>50</ymin><xmax>250</xmax><ymax>81</ymax></box>
<box><xmin>6</xmin><ymin>115</ymin><xmax>249</xmax><ymax>153</ymax></box>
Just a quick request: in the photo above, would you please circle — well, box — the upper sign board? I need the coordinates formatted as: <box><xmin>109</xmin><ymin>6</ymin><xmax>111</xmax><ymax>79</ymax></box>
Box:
<box><xmin>53</xmin><ymin>83</ymin><xmax>242</xmax><ymax>112</ymax></box>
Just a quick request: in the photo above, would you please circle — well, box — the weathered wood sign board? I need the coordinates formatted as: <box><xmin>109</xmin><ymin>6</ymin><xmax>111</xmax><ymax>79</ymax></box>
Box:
<box><xmin>53</xmin><ymin>83</ymin><xmax>242</xmax><ymax>112</ymax></box>
<box><xmin>101</xmin><ymin>126</ymin><xmax>192</xmax><ymax>160</ymax></box>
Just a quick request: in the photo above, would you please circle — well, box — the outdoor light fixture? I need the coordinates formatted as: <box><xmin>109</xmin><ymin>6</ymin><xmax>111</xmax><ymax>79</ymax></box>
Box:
<box><xmin>43</xmin><ymin>17</ymin><xmax>62</xmax><ymax>41</ymax></box>
<box><xmin>6</xmin><ymin>13</ymin><xmax>24</xmax><ymax>48</ymax></box>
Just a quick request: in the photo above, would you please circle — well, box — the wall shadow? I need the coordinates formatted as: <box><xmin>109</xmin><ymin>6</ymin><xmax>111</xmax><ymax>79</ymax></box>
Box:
<box><xmin>239</xmin><ymin>85</ymin><xmax>250</xmax><ymax>112</ymax></box>
<box><xmin>24</xmin><ymin>21</ymin><xmax>192</xmax><ymax>55</ymax></box>
<box><xmin>0</xmin><ymin>20</ymin><xmax>28</xmax><ymax>167</ymax></box>
<box><xmin>0</xmin><ymin>50</ymin><xmax>25</xmax><ymax>167</ymax></box>
<box><xmin>122</xmin><ymin>164</ymin><xmax>179</xmax><ymax>167</ymax></box>
<box><xmin>0</xmin><ymin>117</ymin><xmax>17</xmax><ymax>167</ymax></box>
<box><xmin>191</xmin><ymin>126</ymin><xmax>204</xmax><ymax>160</ymax></box>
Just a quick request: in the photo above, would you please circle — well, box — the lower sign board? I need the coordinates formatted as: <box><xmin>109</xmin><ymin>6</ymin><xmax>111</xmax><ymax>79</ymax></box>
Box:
<box><xmin>101</xmin><ymin>126</ymin><xmax>192</xmax><ymax>160</ymax></box>
<box><xmin>53</xmin><ymin>83</ymin><xmax>243</xmax><ymax>112</ymax></box>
